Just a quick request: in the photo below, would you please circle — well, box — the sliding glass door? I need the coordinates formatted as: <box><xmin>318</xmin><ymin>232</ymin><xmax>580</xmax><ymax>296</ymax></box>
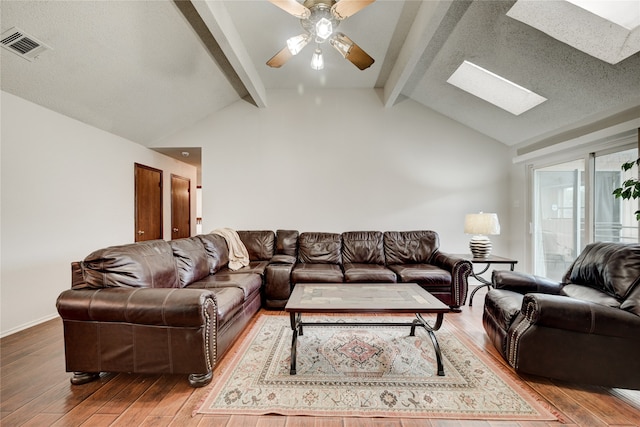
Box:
<box><xmin>594</xmin><ymin>148</ymin><xmax>639</xmax><ymax>243</ymax></box>
<box><xmin>533</xmin><ymin>160</ymin><xmax>585</xmax><ymax>280</ymax></box>
<box><xmin>532</xmin><ymin>146</ymin><xmax>638</xmax><ymax>280</ymax></box>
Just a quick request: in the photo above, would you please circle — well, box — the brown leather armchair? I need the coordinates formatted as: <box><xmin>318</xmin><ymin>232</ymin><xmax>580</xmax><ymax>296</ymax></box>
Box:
<box><xmin>483</xmin><ymin>242</ymin><xmax>640</xmax><ymax>389</ymax></box>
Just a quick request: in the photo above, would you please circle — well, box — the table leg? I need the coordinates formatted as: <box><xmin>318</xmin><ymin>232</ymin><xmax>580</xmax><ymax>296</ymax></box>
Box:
<box><xmin>414</xmin><ymin>313</ymin><xmax>445</xmax><ymax>376</ymax></box>
<box><xmin>289</xmin><ymin>312</ymin><xmax>300</xmax><ymax>375</ymax></box>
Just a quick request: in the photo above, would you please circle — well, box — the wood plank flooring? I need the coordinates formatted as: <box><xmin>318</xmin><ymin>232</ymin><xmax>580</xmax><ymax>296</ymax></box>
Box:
<box><xmin>2</xmin><ymin>286</ymin><xmax>640</xmax><ymax>426</ymax></box>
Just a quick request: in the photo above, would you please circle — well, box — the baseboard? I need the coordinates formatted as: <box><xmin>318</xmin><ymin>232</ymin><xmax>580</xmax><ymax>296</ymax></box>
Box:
<box><xmin>1</xmin><ymin>313</ymin><xmax>59</xmax><ymax>338</ymax></box>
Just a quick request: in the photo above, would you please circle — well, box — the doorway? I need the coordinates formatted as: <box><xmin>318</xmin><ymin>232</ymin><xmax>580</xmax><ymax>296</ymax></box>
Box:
<box><xmin>171</xmin><ymin>174</ymin><xmax>191</xmax><ymax>239</ymax></box>
<box><xmin>134</xmin><ymin>163</ymin><xmax>163</xmax><ymax>242</ymax></box>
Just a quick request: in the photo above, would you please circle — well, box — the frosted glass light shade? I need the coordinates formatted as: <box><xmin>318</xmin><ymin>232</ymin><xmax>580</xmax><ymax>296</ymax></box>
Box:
<box><xmin>310</xmin><ymin>48</ymin><xmax>324</xmax><ymax>70</ymax></box>
<box><xmin>286</xmin><ymin>34</ymin><xmax>310</xmax><ymax>55</ymax></box>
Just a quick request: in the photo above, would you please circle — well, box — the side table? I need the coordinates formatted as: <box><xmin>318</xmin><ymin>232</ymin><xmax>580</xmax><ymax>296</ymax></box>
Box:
<box><xmin>453</xmin><ymin>254</ymin><xmax>518</xmax><ymax>306</ymax></box>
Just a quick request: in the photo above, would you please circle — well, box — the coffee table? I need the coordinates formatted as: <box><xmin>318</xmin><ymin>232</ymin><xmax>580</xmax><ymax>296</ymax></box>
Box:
<box><xmin>284</xmin><ymin>283</ymin><xmax>450</xmax><ymax>376</ymax></box>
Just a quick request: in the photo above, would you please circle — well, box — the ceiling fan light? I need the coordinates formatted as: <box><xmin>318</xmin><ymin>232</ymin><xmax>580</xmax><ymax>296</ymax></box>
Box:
<box><xmin>286</xmin><ymin>34</ymin><xmax>310</xmax><ymax>55</ymax></box>
<box><xmin>329</xmin><ymin>33</ymin><xmax>352</xmax><ymax>58</ymax></box>
<box><xmin>310</xmin><ymin>48</ymin><xmax>324</xmax><ymax>70</ymax></box>
<box><xmin>315</xmin><ymin>17</ymin><xmax>333</xmax><ymax>40</ymax></box>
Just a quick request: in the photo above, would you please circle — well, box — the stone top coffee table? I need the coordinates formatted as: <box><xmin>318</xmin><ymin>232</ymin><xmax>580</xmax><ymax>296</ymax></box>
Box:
<box><xmin>284</xmin><ymin>283</ymin><xmax>450</xmax><ymax>376</ymax></box>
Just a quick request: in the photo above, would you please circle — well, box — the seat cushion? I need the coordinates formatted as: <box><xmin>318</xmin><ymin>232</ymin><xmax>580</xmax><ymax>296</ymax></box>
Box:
<box><xmin>218</xmin><ymin>260</ymin><xmax>269</xmax><ymax>276</ymax></box>
<box><xmin>388</xmin><ymin>264</ymin><xmax>451</xmax><ymax>285</ymax></box>
<box><xmin>343</xmin><ymin>263</ymin><xmax>397</xmax><ymax>282</ymax></box>
<box><xmin>561</xmin><ymin>284</ymin><xmax>621</xmax><ymax>308</ymax></box>
<box><xmin>188</xmin><ymin>272</ymin><xmax>262</xmax><ymax>299</ymax></box>
<box><xmin>209</xmin><ymin>287</ymin><xmax>245</xmax><ymax>327</ymax></box>
<box><xmin>291</xmin><ymin>263</ymin><xmax>344</xmax><ymax>283</ymax></box>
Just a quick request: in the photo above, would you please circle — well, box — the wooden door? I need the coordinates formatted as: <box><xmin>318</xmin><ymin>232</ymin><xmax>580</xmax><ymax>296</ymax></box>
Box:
<box><xmin>171</xmin><ymin>174</ymin><xmax>191</xmax><ymax>239</ymax></box>
<box><xmin>134</xmin><ymin>163</ymin><xmax>163</xmax><ymax>242</ymax></box>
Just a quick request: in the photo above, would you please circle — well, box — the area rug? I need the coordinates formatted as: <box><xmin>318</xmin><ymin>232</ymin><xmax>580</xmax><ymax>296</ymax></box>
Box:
<box><xmin>195</xmin><ymin>315</ymin><xmax>558</xmax><ymax>420</ymax></box>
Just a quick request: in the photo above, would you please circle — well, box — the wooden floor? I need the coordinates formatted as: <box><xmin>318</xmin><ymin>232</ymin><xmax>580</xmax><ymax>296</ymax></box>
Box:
<box><xmin>2</xmin><ymin>286</ymin><xmax>640</xmax><ymax>427</ymax></box>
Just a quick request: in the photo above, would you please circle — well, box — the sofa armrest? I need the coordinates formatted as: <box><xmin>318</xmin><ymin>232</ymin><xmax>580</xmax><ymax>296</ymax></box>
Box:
<box><xmin>492</xmin><ymin>270</ymin><xmax>562</xmax><ymax>295</ymax></box>
<box><xmin>517</xmin><ymin>293</ymin><xmax>640</xmax><ymax>339</ymax></box>
<box><xmin>431</xmin><ymin>251</ymin><xmax>472</xmax><ymax>306</ymax></box>
<box><xmin>56</xmin><ymin>287</ymin><xmax>217</xmax><ymax>327</ymax></box>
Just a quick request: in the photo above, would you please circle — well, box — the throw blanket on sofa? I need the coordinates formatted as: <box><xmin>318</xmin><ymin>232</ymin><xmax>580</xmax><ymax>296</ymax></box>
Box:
<box><xmin>211</xmin><ymin>228</ymin><xmax>250</xmax><ymax>271</ymax></box>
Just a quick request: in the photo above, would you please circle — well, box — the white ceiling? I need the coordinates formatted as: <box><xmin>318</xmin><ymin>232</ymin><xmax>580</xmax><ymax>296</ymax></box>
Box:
<box><xmin>2</xmin><ymin>0</ymin><xmax>639</xmax><ymax>150</ymax></box>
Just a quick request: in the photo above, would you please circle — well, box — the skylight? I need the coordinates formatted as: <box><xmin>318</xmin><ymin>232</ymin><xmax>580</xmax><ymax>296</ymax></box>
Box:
<box><xmin>565</xmin><ymin>0</ymin><xmax>640</xmax><ymax>31</ymax></box>
<box><xmin>446</xmin><ymin>60</ymin><xmax>547</xmax><ymax>116</ymax></box>
<box><xmin>507</xmin><ymin>0</ymin><xmax>640</xmax><ymax>64</ymax></box>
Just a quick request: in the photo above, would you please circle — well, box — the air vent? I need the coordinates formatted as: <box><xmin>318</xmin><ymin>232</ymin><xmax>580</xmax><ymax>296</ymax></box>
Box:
<box><xmin>1</xmin><ymin>27</ymin><xmax>51</xmax><ymax>61</ymax></box>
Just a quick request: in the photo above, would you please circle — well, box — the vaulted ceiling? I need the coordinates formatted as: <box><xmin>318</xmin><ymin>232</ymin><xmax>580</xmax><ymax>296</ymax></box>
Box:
<box><xmin>2</xmin><ymin>0</ymin><xmax>639</xmax><ymax>150</ymax></box>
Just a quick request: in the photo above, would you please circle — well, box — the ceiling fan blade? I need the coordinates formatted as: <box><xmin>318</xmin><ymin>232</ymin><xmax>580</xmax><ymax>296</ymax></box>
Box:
<box><xmin>268</xmin><ymin>0</ymin><xmax>310</xmax><ymax>19</ymax></box>
<box><xmin>331</xmin><ymin>0</ymin><xmax>375</xmax><ymax>20</ymax></box>
<box><xmin>330</xmin><ymin>33</ymin><xmax>375</xmax><ymax>70</ymax></box>
<box><xmin>266</xmin><ymin>45</ymin><xmax>294</xmax><ymax>68</ymax></box>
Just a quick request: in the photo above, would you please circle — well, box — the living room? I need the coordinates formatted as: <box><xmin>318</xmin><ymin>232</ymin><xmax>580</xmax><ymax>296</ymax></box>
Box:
<box><xmin>2</xmin><ymin>0</ymin><xmax>640</xmax><ymax>425</ymax></box>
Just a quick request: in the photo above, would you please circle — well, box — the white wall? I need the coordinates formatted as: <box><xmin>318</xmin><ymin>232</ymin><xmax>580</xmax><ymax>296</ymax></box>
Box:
<box><xmin>1</xmin><ymin>91</ymin><xmax>197</xmax><ymax>337</ymax></box>
<box><xmin>155</xmin><ymin>89</ymin><xmax>512</xmax><ymax>255</ymax></box>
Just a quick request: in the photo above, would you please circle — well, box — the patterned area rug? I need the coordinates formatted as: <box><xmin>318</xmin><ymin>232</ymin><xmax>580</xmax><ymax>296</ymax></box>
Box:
<box><xmin>195</xmin><ymin>315</ymin><xmax>558</xmax><ymax>420</ymax></box>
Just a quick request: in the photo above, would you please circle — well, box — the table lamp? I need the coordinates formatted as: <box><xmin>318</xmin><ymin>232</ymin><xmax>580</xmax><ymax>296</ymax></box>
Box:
<box><xmin>464</xmin><ymin>212</ymin><xmax>500</xmax><ymax>258</ymax></box>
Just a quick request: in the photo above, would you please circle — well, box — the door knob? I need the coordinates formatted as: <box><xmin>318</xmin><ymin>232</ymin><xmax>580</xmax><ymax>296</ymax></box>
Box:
<box><xmin>173</xmin><ymin>228</ymin><xmax>179</xmax><ymax>233</ymax></box>
<box><xmin>137</xmin><ymin>230</ymin><xmax>145</xmax><ymax>235</ymax></box>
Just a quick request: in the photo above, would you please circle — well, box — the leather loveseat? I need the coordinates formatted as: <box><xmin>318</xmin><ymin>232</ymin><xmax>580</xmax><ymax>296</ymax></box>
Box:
<box><xmin>264</xmin><ymin>230</ymin><xmax>472</xmax><ymax>311</ymax></box>
<box><xmin>483</xmin><ymin>242</ymin><xmax>640</xmax><ymax>389</ymax></box>
<box><xmin>56</xmin><ymin>231</ymin><xmax>275</xmax><ymax>387</ymax></box>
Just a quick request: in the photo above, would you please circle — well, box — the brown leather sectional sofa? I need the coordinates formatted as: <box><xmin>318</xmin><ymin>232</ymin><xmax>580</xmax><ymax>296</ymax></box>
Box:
<box><xmin>483</xmin><ymin>242</ymin><xmax>640</xmax><ymax>389</ymax></box>
<box><xmin>57</xmin><ymin>229</ymin><xmax>471</xmax><ymax>387</ymax></box>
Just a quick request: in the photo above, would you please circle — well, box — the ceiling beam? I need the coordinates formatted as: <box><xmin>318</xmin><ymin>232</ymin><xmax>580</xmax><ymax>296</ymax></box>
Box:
<box><xmin>383</xmin><ymin>1</ymin><xmax>469</xmax><ymax>108</ymax></box>
<box><xmin>190</xmin><ymin>0</ymin><xmax>268</xmax><ymax>108</ymax></box>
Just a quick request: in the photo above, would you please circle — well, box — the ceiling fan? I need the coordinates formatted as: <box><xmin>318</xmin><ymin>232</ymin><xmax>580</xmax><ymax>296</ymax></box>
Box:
<box><xmin>266</xmin><ymin>0</ymin><xmax>375</xmax><ymax>71</ymax></box>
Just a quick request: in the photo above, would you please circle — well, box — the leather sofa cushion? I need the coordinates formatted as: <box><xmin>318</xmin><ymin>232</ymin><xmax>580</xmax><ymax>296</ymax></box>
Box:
<box><xmin>197</xmin><ymin>234</ymin><xmax>229</xmax><ymax>274</ymax></box>
<box><xmin>82</xmin><ymin>240</ymin><xmax>179</xmax><ymax>289</ymax></box>
<box><xmin>384</xmin><ymin>231</ymin><xmax>439</xmax><ymax>265</ymax></box>
<box><xmin>208</xmin><ymin>287</ymin><xmax>245</xmax><ymax>327</ymax></box>
<box><xmin>565</xmin><ymin>242</ymin><xmax>640</xmax><ymax>301</ymax></box>
<box><xmin>298</xmin><ymin>232</ymin><xmax>342</xmax><ymax>264</ymax></box>
<box><xmin>189</xmin><ymin>272</ymin><xmax>262</xmax><ymax>299</ymax></box>
<box><xmin>343</xmin><ymin>263</ymin><xmax>397</xmax><ymax>282</ymax></box>
<box><xmin>237</xmin><ymin>230</ymin><xmax>275</xmax><ymax>261</ymax></box>
<box><xmin>561</xmin><ymin>284</ymin><xmax>621</xmax><ymax>308</ymax></box>
<box><xmin>389</xmin><ymin>264</ymin><xmax>451</xmax><ymax>284</ymax></box>
<box><xmin>170</xmin><ymin>237</ymin><xmax>210</xmax><ymax>288</ymax></box>
<box><xmin>276</xmin><ymin>229</ymin><xmax>299</xmax><ymax>257</ymax></box>
<box><xmin>219</xmin><ymin>261</ymin><xmax>270</xmax><ymax>276</ymax></box>
<box><xmin>342</xmin><ymin>231</ymin><xmax>385</xmax><ymax>264</ymax></box>
<box><xmin>270</xmin><ymin>254</ymin><xmax>297</xmax><ymax>264</ymax></box>
<box><xmin>292</xmin><ymin>263</ymin><xmax>344</xmax><ymax>283</ymax></box>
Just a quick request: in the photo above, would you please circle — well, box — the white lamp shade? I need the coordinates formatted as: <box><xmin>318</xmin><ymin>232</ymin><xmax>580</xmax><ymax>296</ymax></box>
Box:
<box><xmin>464</xmin><ymin>213</ymin><xmax>500</xmax><ymax>235</ymax></box>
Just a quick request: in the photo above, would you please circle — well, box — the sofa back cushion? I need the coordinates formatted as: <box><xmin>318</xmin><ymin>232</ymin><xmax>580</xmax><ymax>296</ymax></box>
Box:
<box><xmin>342</xmin><ymin>231</ymin><xmax>385</xmax><ymax>264</ymax></box>
<box><xmin>197</xmin><ymin>234</ymin><xmax>229</xmax><ymax>274</ymax></box>
<box><xmin>237</xmin><ymin>230</ymin><xmax>275</xmax><ymax>261</ymax></box>
<box><xmin>298</xmin><ymin>232</ymin><xmax>342</xmax><ymax>264</ymax></box>
<box><xmin>169</xmin><ymin>237</ymin><xmax>210</xmax><ymax>287</ymax></box>
<box><xmin>564</xmin><ymin>242</ymin><xmax>640</xmax><ymax>313</ymax></box>
<box><xmin>276</xmin><ymin>229</ymin><xmax>299</xmax><ymax>256</ymax></box>
<box><xmin>383</xmin><ymin>231</ymin><xmax>440</xmax><ymax>265</ymax></box>
<box><xmin>82</xmin><ymin>240</ymin><xmax>179</xmax><ymax>289</ymax></box>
